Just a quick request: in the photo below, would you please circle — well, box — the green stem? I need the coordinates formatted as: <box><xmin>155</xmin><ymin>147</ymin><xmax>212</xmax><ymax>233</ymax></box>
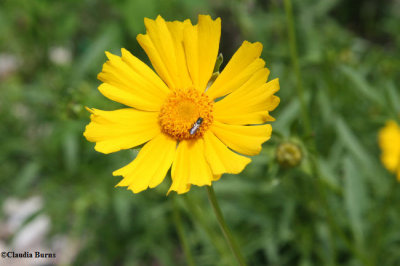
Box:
<box><xmin>206</xmin><ymin>186</ymin><xmax>247</xmax><ymax>266</ymax></box>
<box><xmin>182</xmin><ymin>195</ymin><xmax>232</xmax><ymax>263</ymax></box>
<box><xmin>172</xmin><ymin>196</ymin><xmax>196</xmax><ymax>266</ymax></box>
<box><xmin>283</xmin><ymin>0</ymin><xmax>311</xmax><ymax>136</ymax></box>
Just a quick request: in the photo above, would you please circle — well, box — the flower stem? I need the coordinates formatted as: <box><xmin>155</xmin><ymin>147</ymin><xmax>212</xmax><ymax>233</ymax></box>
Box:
<box><xmin>283</xmin><ymin>0</ymin><xmax>311</xmax><ymax>136</ymax></box>
<box><xmin>206</xmin><ymin>186</ymin><xmax>247</xmax><ymax>266</ymax></box>
<box><xmin>172</xmin><ymin>196</ymin><xmax>196</xmax><ymax>266</ymax></box>
<box><xmin>182</xmin><ymin>195</ymin><xmax>233</xmax><ymax>263</ymax></box>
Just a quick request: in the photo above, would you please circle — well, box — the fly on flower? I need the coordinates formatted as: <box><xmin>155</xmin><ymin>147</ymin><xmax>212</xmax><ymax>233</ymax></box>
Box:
<box><xmin>190</xmin><ymin>117</ymin><xmax>204</xmax><ymax>135</ymax></box>
<box><xmin>83</xmin><ymin>15</ymin><xmax>280</xmax><ymax>194</ymax></box>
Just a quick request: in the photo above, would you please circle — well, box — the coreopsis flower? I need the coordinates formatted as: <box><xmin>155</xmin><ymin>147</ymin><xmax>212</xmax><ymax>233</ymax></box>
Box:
<box><xmin>84</xmin><ymin>15</ymin><xmax>280</xmax><ymax>194</ymax></box>
<box><xmin>378</xmin><ymin>120</ymin><xmax>400</xmax><ymax>180</ymax></box>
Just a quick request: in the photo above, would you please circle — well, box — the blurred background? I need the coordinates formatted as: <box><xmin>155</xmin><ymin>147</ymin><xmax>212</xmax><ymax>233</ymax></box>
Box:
<box><xmin>1</xmin><ymin>0</ymin><xmax>400</xmax><ymax>265</ymax></box>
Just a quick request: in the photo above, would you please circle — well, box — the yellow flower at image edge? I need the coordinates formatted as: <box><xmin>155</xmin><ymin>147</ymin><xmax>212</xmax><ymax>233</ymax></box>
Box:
<box><xmin>379</xmin><ymin>120</ymin><xmax>400</xmax><ymax>180</ymax></box>
<box><xmin>83</xmin><ymin>15</ymin><xmax>280</xmax><ymax>194</ymax></box>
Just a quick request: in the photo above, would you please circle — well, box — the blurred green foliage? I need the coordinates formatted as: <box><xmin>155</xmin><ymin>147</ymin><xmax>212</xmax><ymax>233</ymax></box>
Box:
<box><xmin>1</xmin><ymin>0</ymin><xmax>400</xmax><ymax>265</ymax></box>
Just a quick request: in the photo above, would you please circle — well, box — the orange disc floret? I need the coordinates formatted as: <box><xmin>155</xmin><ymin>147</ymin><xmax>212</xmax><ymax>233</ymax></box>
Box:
<box><xmin>159</xmin><ymin>88</ymin><xmax>213</xmax><ymax>140</ymax></box>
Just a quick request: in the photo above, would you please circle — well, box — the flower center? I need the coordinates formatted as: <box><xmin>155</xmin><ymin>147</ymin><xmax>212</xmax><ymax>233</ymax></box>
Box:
<box><xmin>159</xmin><ymin>88</ymin><xmax>213</xmax><ymax>140</ymax></box>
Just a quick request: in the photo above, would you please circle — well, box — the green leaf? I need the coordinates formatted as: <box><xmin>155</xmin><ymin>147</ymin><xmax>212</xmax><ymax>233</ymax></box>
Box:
<box><xmin>343</xmin><ymin>156</ymin><xmax>367</xmax><ymax>250</ymax></box>
<box><xmin>339</xmin><ymin>65</ymin><xmax>383</xmax><ymax>106</ymax></box>
<box><xmin>335</xmin><ymin>117</ymin><xmax>374</xmax><ymax>172</ymax></box>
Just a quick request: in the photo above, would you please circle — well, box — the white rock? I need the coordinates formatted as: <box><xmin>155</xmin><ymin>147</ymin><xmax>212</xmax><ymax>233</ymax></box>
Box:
<box><xmin>12</xmin><ymin>215</ymin><xmax>50</xmax><ymax>249</ymax></box>
<box><xmin>4</xmin><ymin>196</ymin><xmax>43</xmax><ymax>234</ymax></box>
<box><xmin>0</xmin><ymin>53</ymin><xmax>19</xmax><ymax>78</ymax></box>
<box><xmin>49</xmin><ymin>46</ymin><xmax>71</xmax><ymax>65</ymax></box>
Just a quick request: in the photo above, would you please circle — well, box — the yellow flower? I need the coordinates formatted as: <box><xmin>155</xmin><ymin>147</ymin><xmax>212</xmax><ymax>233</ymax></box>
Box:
<box><xmin>83</xmin><ymin>15</ymin><xmax>280</xmax><ymax>194</ymax></box>
<box><xmin>378</xmin><ymin>120</ymin><xmax>400</xmax><ymax>180</ymax></box>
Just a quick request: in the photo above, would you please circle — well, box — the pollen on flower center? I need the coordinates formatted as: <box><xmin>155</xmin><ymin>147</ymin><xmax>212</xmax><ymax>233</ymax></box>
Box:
<box><xmin>159</xmin><ymin>88</ymin><xmax>213</xmax><ymax>140</ymax></box>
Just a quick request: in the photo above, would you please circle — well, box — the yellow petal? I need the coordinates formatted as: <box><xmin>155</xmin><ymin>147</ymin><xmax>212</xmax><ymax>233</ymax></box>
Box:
<box><xmin>216</xmin><ymin>69</ymin><xmax>271</xmax><ymax>105</ymax></box>
<box><xmin>182</xmin><ymin>21</ymin><xmax>198</xmax><ymax>90</ymax></box>
<box><xmin>203</xmin><ymin>131</ymin><xmax>251</xmax><ymax>175</ymax></box>
<box><xmin>381</xmin><ymin>153</ymin><xmax>399</xmax><ymax>173</ymax></box>
<box><xmin>213</xmin><ymin>175</ymin><xmax>222</xmax><ymax>181</ymax></box>
<box><xmin>211</xmin><ymin>121</ymin><xmax>272</xmax><ymax>156</ymax></box>
<box><xmin>113</xmin><ymin>133</ymin><xmax>177</xmax><ymax>193</ymax></box>
<box><xmin>169</xmin><ymin>139</ymin><xmax>213</xmax><ymax>194</ymax></box>
<box><xmin>97</xmin><ymin>51</ymin><xmax>169</xmax><ymax>111</ymax></box>
<box><xmin>138</xmin><ymin>15</ymin><xmax>221</xmax><ymax>92</ymax></box>
<box><xmin>207</xmin><ymin>41</ymin><xmax>264</xmax><ymax>99</ymax></box>
<box><xmin>183</xmin><ymin>15</ymin><xmax>221</xmax><ymax>92</ymax></box>
<box><xmin>166</xmin><ymin>20</ymin><xmax>193</xmax><ymax>89</ymax></box>
<box><xmin>214</xmin><ymin>78</ymin><xmax>280</xmax><ymax>124</ymax></box>
<box><xmin>83</xmin><ymin>108</ymin><xmax>160</xmax><ymax>154</ymax></box>
<box><xmin>215</xmin><ymin>111</ymin><xmax>276</xmax><ymax>126</ymax></box>
<box><xmin>97</xmin><ymin>83</ymin><xmax>158</xmax><ymax>111</ymax></box>
<box><xmin>137</xmin><ymin>16</ymin><xmax>192</xmax><ymax>90</ymax></box>
<box><xmin>197</xmin><ymin>15</ymin><xmax>221</xmax><ymax>91</ymax></box>
<box><xmin>120</xmin><ymin>48</ymin><xmax>170</xmax><ymax>94</ymax></box>
<box><xmin>379</xmin><ymin>120</ymin><xmax>400</xmax><ymax>173</ymax></box>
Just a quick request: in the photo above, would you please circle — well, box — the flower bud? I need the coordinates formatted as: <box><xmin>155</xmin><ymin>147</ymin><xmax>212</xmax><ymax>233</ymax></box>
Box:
<box><xmin>276</xmin><ymin>141</ymin><xmax>302</xmax><ymax>168</ymax></box>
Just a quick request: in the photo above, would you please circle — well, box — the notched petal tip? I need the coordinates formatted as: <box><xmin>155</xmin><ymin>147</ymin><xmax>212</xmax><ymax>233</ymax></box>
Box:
<box><xmin>114</xmin><ymin>176</ymin><xmax>131</xmax><ymax>188</ymax></box>
<box><xmin>143</xmin><ymin>17</ymin><xmax>153</xmax><ymax>24</ymax></box>
<box><xmin>155</xmin><ymin>15</ymin><xmax>165</xmax><ymax>22</ymax></box>
<box><xmin>94</xmin><ymin>143</ymin><xmax>118</xmax><ymax>154</ymax></box>
<box><xmin>254</xmin><ymin>41</ymin><xmax>263</xmax><ymax>50</ymax></box>
<box><xmin>265</xmin><ymin>114</ymin><xmax>276</xmax><ymax>122</ymax></box>
<box><xmin>120</xmin><ymin>47</ymin><xmax>128</xmax><ymax>55</ymax></box>
<box><xmin>104</xmin><ymin>51</ymin><xmax>115</xmax><ymax>60</ymax></box>
<box><xmin>112</xmin><ymin>169</ymin><xmax>122</xmax><ymax>176</ymax></box>
<box><xmin>255</xmin><ymin>58</ymin><xmax>266</xmax><ymax>68</ymax></box>
<box><xmin>197</xmin><ymin>14</ymin><xmax>221</xmax><ymax>23</ymax></box>
<box><xmin>241</xmin><ymin>40</ymin><xmax>263</xmax><ymax>53</ymax></box>
<box><xmin>238</xmin><ymin>157</ymin><xmax>252</xmax><ymax>171</ymax></box>
<box><xmin>271</xmin><ymin>96</ymin><xmax>280</xmax><ymax>110</ymax></box>
<box><xmin>144</xmin><ymin>16</ymin><xmax>163</xmax><ymax>31</ymax></box>
<box><xmin>114</xmin><ymin>183</ymin><xmax>143</xmax><ymax>195</ymax></box>
<box><xmin>135</xmin><ymin>33</ymin><xmax>146</xmax><ymax>43</ymax></box>
<box><xmin>82</xmin><ymin>125</ymin><xmax>90</xmax><ymax>139</ymax></box>
<box><xmin>198</xmin><ymin>14</ymin><xmax>211</xmax><ymax>19</ymax></box>
<box><xmin>166</xmin><ymin>185</ymin><xmax>191</xmax><ymax>196</ymax></box>
<box><xmin>128</xmin><ymin>185</ymin><xmax>146</xmax><ymax>194</ymax></box>
<box><xmin>96</xmin><ymin>72</ymin><xmax>104</xmax><ymax>82</ymax></box>
<box><xmin>268</xmin><ymin>78</ymin><xmax>280</xmax><ymax>91</ymax></box>
<box><xmin>212</xmin><ymin>175</ymin><xmax>222</xmax><ymax>181</ymax></box>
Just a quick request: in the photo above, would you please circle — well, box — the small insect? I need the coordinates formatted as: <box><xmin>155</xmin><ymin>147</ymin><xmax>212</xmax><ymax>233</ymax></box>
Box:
<box><xmin>189</xmin><ymin>117</ymin><xmax>203</xmax><ymax>135</ymax></box>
